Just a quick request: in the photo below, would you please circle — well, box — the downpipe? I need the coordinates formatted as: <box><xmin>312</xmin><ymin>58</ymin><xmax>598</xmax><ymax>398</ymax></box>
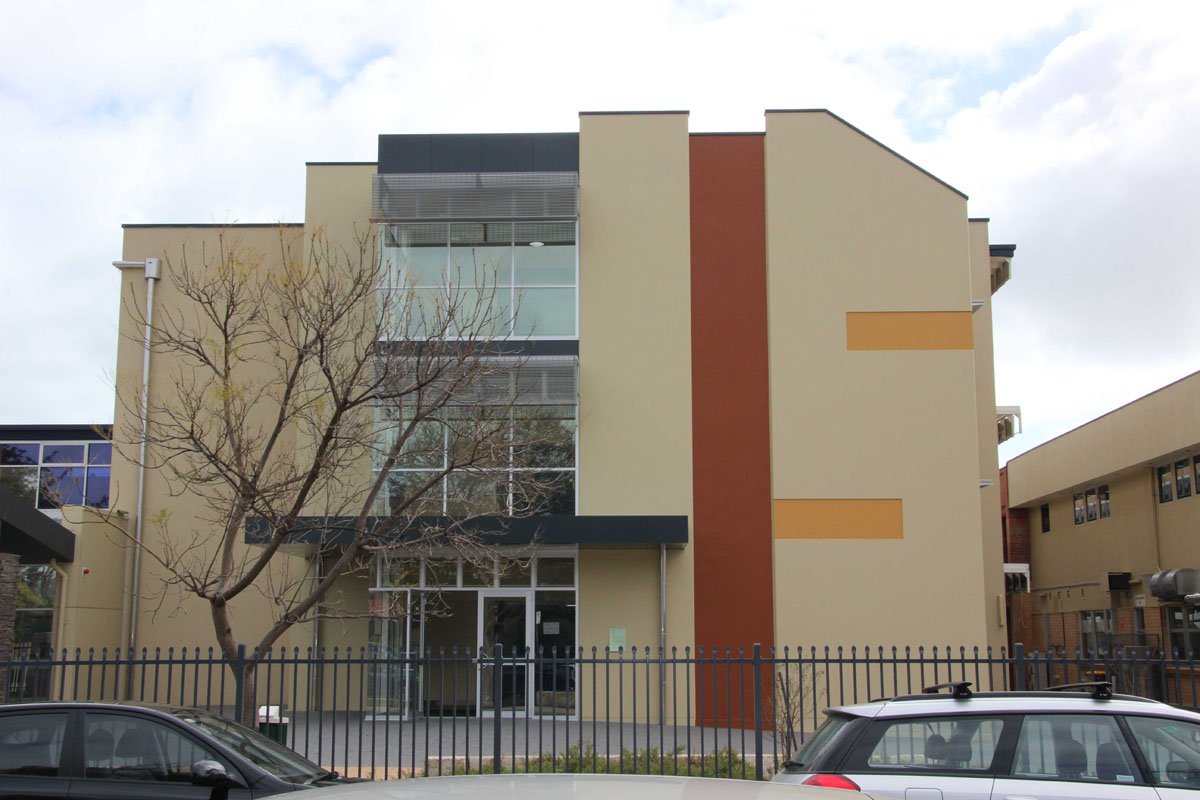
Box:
<box><xmin>113</xmin><ymin>258</ymin><xmax>160</xmax><ymax>670</ymax></box>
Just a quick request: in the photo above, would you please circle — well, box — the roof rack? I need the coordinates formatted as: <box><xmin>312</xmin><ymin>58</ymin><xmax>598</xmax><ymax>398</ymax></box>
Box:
<box><xmin>1047</xmin><ymin>681</ymin><xmax>1113</xmax><ymax>700</ymax></box>
<box><xmin>921</xmin><ymin>681</ymin><xmax>973</xmax><ymax>699</ymax></box>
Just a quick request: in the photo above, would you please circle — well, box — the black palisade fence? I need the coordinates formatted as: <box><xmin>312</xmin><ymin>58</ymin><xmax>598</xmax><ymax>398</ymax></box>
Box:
<box><xmin>4</xmin><ymin>643</ymin><xmax>1199</xmax><ymax>780</ymax></box>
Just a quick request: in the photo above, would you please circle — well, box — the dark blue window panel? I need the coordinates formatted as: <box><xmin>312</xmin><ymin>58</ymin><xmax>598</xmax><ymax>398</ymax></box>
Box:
<box><xmin>1</xmin><ymin>443</ymin><xmax>39</xmax><ymax>465</ymax></box>
<box><xmin>86</xmin><ymin>467</ymin><xmax>110</xmax><ymax>508</ymax></box>
<box><xmin>38</xmin><ymin>467</ymin><xmax>85</xmax><ymax>508</ymax></box>
<box><xmin>88</xmin><ymin>443</ymin><xmax>112</xmax><ymax>465</ymax></box>
<box><xmin>42</xmin><ymin>445</ymin><xmax>85</xmax><ymax>464</ymax></box>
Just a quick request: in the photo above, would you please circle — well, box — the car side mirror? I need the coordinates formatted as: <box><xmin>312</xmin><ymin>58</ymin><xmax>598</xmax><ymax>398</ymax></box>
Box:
<box><xmin>192</xmin><ymin>760</ymin><xmax>232</xmax><ymax>800</ymax></box>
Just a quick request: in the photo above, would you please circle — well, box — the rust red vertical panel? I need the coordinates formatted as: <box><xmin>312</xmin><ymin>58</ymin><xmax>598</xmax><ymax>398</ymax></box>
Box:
<box><xmin>689</xmin><ymin>134</ymin><xmax>774</xmax><ymax>727</ymax></box>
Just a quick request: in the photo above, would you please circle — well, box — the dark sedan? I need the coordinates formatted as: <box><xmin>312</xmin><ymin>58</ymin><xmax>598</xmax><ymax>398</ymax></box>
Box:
<box><xmin>0</xmin><ymin>701</ymin><xmax>356</xmax><ymax>799</ymax></box>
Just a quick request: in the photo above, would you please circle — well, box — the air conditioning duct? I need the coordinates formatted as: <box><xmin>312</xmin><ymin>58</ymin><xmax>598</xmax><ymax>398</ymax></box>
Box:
<box><xmin>1148</xmin><ymin>568</ymin><xmax>1200</xmax><ymax>600</ymax></box>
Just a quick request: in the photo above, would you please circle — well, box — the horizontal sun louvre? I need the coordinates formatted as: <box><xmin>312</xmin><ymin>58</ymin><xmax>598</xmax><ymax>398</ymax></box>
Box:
<box><xmin>372</xmin><ymin>172</ymin><xmax>579</xmax><ymax>221</ymax></box>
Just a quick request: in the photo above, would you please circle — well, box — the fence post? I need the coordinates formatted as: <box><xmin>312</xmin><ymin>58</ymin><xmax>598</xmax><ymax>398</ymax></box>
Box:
<box><xmin>493</xmin><ymin>644</ymin><xmax>503</xmax><ymax>773</ymax></box>
<box><xmin>753</xmin><ymin>643</ymin><xmax>764</xmax><ymax>781</ymax></box>
<box><xmin>233</xmin><ymin>644</ymin><xmax>247</xmax><ymax>723</ymax></box>
<box><xmin>1013</xmin><ymin>643</ymin><xmax>1026</xmax><ymax>691</ymax></box>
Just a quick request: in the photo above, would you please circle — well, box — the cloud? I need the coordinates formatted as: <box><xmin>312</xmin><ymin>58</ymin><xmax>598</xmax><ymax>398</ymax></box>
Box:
<box><xmin>902</xmin><ymin>2</ymin><xmax>1200</xmax><ymax>461</ymax></box>
<box><xmin>1</xmin><ymin>0</ymin><xmax>1195</xmax><ymax>455</ymax></box>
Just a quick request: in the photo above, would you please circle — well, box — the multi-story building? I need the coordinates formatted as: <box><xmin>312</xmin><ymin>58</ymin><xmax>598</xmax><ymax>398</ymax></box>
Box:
<box><xmin>0</xmin><ymin>425</ymin><xmax>109</xmax><ymax>656</ymax></box>
<box><xmin>36</xmin><ymin>109</ymin><xmax>1012</xmax><ymax>718</ymax></box>
<box><xmin>1004</xmin><ymin>370</ymin><xmax>1200</xmax><ymax>659</ymax></box>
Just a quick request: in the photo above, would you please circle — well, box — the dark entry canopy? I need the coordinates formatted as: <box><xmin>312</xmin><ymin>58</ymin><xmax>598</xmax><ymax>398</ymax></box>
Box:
<box><xmin>247</xmin><ymin>514</ymin><xmax>687</xmax><ymax>549</ymax></box>
<box><xmin>0</xmin><ymin>485</ymin><xmax>74</xmax><ymax>563</ymax></box>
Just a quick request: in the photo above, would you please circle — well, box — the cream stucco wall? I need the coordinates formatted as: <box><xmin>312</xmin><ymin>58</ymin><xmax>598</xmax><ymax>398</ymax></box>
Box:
<box><xmin>1030</xmin><ymin>471</ymin><xmax>1159</xmax><ymax>613</ymax></box>
<box><xmin>576</xmin><ymin>112</ymin><xmax>695</xmax><ymax>720</ymax></box>
<box><xmin>577</xmin><ymin>112</ymin><xmax>696</xmax><ymax>659</ymax></box>
<box><xmin>764</xmin><ymin>111</ymin><xmax>989</xmax><ymax>648</ymax></box>
<box><xmin>111</xmin><ymin>225</ymin><xmax>315</xmax><ymax>660</ymax></box>
<box><xmin>55</xmin><ymin>507</ymin><xmax>127</xmax><ymax>655</ymax></box>
<box><xmin>305</xmin><ymin>163</ymin><xmax>377</xmax><ymax>246</ymax></box>
<box><xmin>969</xmin><ymin>221</ymin><xmax>1007</xmax><ymax>648</ymax></box>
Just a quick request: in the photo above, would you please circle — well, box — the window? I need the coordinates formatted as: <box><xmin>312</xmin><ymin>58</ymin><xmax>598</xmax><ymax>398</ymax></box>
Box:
<box><xmin>1177</xmin><ymin>459</ymin><xmax>1193</xmax><ymax>499</ymax></box>
<box><xmin>376</xmin><ymin>554</ymin><xmax>576</xmax><ymax>590</ymax></box>
<box><xmin>14</xmin><ymin>565</ymin><xmax>55</xmax><ymax>657</ymax></box>
<box><xmin>1085</xmin><ymin>489</ymin><xmax>1098</xmax><ymax>522</ymax></box>
<box><xmin>1125</xmin><ymin>715</ymin><xmax>1200</xmax><ymax>788</ymax></box>
<box><xmin>167</xmin><ymin>709</ymin><xmax>317</xmax><ymax>784</ymax></box>
<box><xmin>792</xmin><ymin>715</ymin><xmax>851</xmax><ymax>769</ymax></box>
<box><xmin>1195</xmin><ymin>456</ymin><xmax>1200</xmax><ymax>497</ymax></box>
<box><xmin>0</xmin><ymin>440</ymin><xmax>110</xmax><ymax>510</ymax></box>
<box><xmin>1073</xmin><ymin>493</ymin><xmax>1085</xmax><ymax>525</ymax></box>
<box><xmin>1040</xmin><ymin>503</ymin><xmax>1050</xmax><ymax>533</ymax></box>
<box><xmin>82</xmin><ymin>712</ymin><xmax>233</xmax><ymax>782</ymax></box>
<box><xmin>1098</xmin><ymin>485</ymin><xmax>1111</xmax><ymax>519</ymax></box>
<box><xmin>859</xmin><ymin>715</ymin><xmax>1005</xmax><ymax>771</ymax></box>
<box><xmin>1166</xmin><ymin>605</ymin><xmax>1200</xmax><ymax>657</ymax></box>
<box><xmin>535</xmin><ymin>557</ymin><xmax>574</xmax><ymax>587</ymax></box>
<box><xmin>1133</xmin><ymin>608</ymin><xmax>1147</xmax><ymax>647</ymax></box>
<box><xmin>1012</xmin><ymin>714</ymin><xmax>1140</xmax><ymax>783</ymax></box>
<box><xmin>379</xmin><ymin>221</ymin><xmax>577</xmax><ymax>340</ymax></box>
<box><xmin>1080</xmin><ymin>610</ymin><xmax>1112</xmax><ymax>656</ymax></box>
<box><xmin>1159</xmin><ymin>465</ymin><xmax>1174</xmax><ymax>503</ymax></box>
<box><xmin>0</xmin><ymin>712</ymin><xmax>67</xmax><ymax>776</ymax></box>
<box><xmin>373</xmin><ymin>404</ymin><xmax>576</xmax><ymax>517</ymax></box>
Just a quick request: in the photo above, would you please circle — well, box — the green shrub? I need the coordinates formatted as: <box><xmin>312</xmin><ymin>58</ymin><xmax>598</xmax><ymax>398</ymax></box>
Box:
<box><xmin>455</xmin><ymin>743</ymin><xmax>759</xmax><ymax>780</ymax></box>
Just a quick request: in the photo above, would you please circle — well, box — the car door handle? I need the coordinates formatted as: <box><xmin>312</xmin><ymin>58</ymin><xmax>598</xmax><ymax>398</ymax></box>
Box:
<box><xmin>1003</xmin><ymin>796</ymin><xmax>1039</xmax><ymax>800</ymax></box>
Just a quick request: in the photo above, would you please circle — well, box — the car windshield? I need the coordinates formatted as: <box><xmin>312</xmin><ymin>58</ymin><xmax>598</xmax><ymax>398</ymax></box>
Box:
<box><xmin>166</xmin><ymin>708</ymin><xmax>328</xmax><ymax>784</ymax></box>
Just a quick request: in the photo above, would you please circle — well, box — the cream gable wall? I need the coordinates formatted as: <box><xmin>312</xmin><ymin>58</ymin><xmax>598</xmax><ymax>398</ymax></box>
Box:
<box><xmin>765</xmin><ymin>111</ymin><xmax>989</xmax><ymax>647</ymax></box>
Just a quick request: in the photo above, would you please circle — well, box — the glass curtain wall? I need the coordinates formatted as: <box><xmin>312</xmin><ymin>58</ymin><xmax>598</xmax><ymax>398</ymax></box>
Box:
<box><xmin>379</xmin><ymin>221</ymin><xmax>577</xmax><ymax>339</ymax></box>
<box><xmin>368</xmin><ymin>554</ymin><xmax>577</xmax><ymax>718</ymax></box>
<box><xmin>372</xmin><ymin>404</ymin><xmax>575</xmax><ymax>517</ymax></box>
<box><xmin>0</xmin><ymin>441</ymin><xmax>111</xmax><ymax>510</ymax></box>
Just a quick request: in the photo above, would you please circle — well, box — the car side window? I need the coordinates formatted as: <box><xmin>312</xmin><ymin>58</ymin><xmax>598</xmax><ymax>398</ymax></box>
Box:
<box><xmin>1125</xmin><ymin>715</ymin><xmax>1200</xmax><ymax>788</ymax></box>
<box><xmin>862</xmin><ymin>716</ymin><xmax>1005</xmax><ymax>771</ymax></box>
<box><xmin>84</xmin><ymin>712</ymin><xmax>234</xmax><ymax>782</ymax></box>
<box><xmin>1011</xmin><ymin>714</ymin><xmax>1141</xmax><ymax>783</ymax></box>
<box><xmin>0</xmin><ymin>712</ymin><xmax>67</xmax><ymax>777</ymax></box>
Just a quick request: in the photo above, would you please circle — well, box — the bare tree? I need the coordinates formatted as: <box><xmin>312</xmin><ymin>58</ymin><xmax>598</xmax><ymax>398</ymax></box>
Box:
<box><xmin>112</xmin><ymin>225</ymin><xmax>570</xmax><ymax>720</ymax></box>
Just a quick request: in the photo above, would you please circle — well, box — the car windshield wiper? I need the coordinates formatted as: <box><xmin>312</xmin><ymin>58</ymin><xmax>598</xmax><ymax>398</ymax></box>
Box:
<box><xmin>305</xmin><ymin>769</ymin><xmax>340</xmax><ymax>784</ymax></box>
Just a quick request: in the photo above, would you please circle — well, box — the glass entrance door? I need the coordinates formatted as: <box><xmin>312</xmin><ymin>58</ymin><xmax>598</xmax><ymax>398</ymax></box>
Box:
<box><xmin>368</xmin><ymin>589</ymin><xmax>418</xmax><ymax>719</ymax></box>
<box><xmin>478</xmin><ymin>593</ymin><xmax>529</xmax><ymax>715</ymax></box>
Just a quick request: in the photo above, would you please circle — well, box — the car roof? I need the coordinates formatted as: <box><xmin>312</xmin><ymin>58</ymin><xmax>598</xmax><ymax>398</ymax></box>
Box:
<box><xmin>298</xmin><ymin>773</ymin><xmax>888</xmax><ymax>799</ymax></box>
<box><xmin>828</xmin><ymin>692</ymin><xmax>1200</xmax><ymax>721</ymax></box>
<box><xmin>2</xmin><ymin>701</ymin><xmax>186</xmax><ymax>713</ymax></box>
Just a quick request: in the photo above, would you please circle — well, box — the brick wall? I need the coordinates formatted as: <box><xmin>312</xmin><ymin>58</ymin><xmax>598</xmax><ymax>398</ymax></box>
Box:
<box><xmin>1021</xmin><ymin>606</ymin><xmax>1166</xmax><ymax>654</ymax></box>
<box><xmin>1008</xmin><ymin>591</ymin><xmax>1035</xmax><ymax>650</ymax></box>
<box><xmin>0</xmin><ymin>553</ymin><xmax>18</xmax><ymax>690</ymax></box>
<box><xmin>1007</xmin><ymin>509</ymin><xmax>1031</xmax><ymax>565</ymax></box>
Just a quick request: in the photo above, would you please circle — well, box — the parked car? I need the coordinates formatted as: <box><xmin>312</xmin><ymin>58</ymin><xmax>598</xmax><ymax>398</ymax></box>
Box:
<box><xmin>772</xmin><ymin>680</ymin><xmax>1200</xmax><ymax>798</ymax></box>
<box><xmin>0</xmin><ymin>701</ymin><xmax>357</xmax><ymax>799</ymax></box>
<box><xmin>300</xmin><ymin>772</ymin><xmax>886</xmax><ymax>798</ymax></box>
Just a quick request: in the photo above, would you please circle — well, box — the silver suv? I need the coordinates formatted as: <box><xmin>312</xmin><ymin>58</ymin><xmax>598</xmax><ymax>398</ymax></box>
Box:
<box><xmin>771</xmin><ymin>681</ymin><xmax>1200</xmax><ymax>798</ymax></box>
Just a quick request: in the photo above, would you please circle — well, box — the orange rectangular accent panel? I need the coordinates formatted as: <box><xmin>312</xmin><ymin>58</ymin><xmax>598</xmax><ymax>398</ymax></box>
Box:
<box><xmin>846</xmin><ymin>311</ymin><xmax>974</xmax><ymax>350</ymax></box>
<box><xmin>774</xmin><ymin>499</ymin><xmax>903</xmax><ymax>539</ymax></box>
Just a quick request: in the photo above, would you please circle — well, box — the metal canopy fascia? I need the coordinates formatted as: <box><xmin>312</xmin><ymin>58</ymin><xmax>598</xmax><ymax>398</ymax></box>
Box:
<box><xmin>0</xmin><ymin>485</ymin><xmax>75</xmax><ymax>563</ymax></box>
<box><xmin>246</xmin><ymin>515</ymin><xmax>688</xmax><ymax>549</ymax></box>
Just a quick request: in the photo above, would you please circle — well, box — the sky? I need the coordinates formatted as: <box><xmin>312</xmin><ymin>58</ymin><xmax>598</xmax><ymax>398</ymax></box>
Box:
<box><xmin>1</xmin><ymin>0</ymin><xmax>1198</xmax><ymax>465</ymax></box>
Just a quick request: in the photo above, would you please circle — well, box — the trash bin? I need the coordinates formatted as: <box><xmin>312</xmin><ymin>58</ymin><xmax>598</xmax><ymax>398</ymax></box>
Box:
<box><xmin>256</xmin><ymin>705</ymin><xmax>289</xmax><ymax>744</ymax></box>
